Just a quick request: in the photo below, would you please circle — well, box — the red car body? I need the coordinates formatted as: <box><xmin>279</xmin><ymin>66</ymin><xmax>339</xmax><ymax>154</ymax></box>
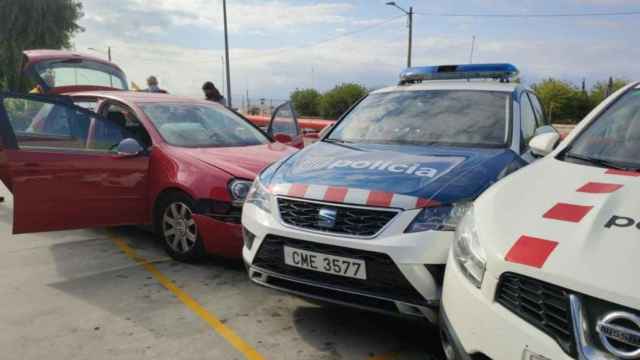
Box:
<box><xmin>0</xmin><ymin>50</ymin><xmax>299</xmax><ymax>258</ymax></box>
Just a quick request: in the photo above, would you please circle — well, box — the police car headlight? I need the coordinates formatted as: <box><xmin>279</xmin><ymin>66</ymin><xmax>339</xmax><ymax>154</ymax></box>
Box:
<box><xmin>245</xmin><ymin>178</ymin><xmax>273</xmax><ymax>213</ymax></box>
<box><xmin>453</xmin><ymin>207</ymin><xmax>486</xmax><ymax>288</ymax></box>
<box><xmin>405</xmin><ymin>202</ymin><xmax>472</xmax><ymax>233</ymax></box>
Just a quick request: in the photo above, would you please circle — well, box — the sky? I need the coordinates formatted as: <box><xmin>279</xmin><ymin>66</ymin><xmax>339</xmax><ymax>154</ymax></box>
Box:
<box><xmin>71</xmin><ymin>0</ymin><xmax>640</xmax><ymax>104</ymax></box>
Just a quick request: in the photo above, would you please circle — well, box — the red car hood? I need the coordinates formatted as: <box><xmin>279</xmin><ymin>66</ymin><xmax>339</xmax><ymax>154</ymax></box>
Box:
<box><xmin>177</xmin><ymin>142</ymin><xmax>296</xmax><ymax>179</ymax></box>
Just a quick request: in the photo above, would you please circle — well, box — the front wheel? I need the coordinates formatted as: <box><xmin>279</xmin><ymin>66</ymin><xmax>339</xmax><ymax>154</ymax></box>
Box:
<box><xmin>156</xmin><ymin>193</ymin><xmax>205</xmax><ymax>262</ymax></box>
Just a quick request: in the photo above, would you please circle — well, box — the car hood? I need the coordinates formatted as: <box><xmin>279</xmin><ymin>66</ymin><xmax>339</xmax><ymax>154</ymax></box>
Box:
<box><xmin>266</xmin><ymin>141</ymin><xmax>523</xmax><ymax>208</ymax></box>
<box><xmin>176</xmin><ymin>142</ymin><xmax>296</xmax><ymax>179</ymax></box>
<box><xmin>480</xmin><ymin>157</ymin><xmax>640</xmax><ymax>308</ymax></box>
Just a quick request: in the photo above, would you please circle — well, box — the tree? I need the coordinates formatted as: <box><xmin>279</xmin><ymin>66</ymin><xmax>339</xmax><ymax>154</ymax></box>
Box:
<box><xmin>0</xmin><ymin>0</ymin><xmax>84</xmax><ymax>91</ymax></box>
<box><xmin>589</xmin><ymin>78</ymin><xmax>629</xmax><ymax>108</ymax></box>
<box><xmin>531</xmin><ymin>78</ymin><xmax>581</xmax><ymax>124</ymax></box>
<box><xmin>319</xmin><ymin>83</ymin><xmax>368</xmax><ymax>120</ymax></box>
<box><xmin>290</xmin><ymin>88</ymin><xmax>321</xmax><ymax>117</ymax></box>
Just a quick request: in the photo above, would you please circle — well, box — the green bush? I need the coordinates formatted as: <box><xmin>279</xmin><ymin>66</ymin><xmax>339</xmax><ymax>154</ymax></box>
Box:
<box><xmin>290</xmin><ymin>88</ymin><xmax>321</xmax><ymax>117</ymax></box>
<box><xmin>319</xmin><ymin>83</ymin><xmax>368</xmax><ymax>120</ymax></box>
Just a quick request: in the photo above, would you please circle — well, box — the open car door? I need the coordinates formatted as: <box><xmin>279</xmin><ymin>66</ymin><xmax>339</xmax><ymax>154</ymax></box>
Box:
<box><xmin>0</xmin><ymin>93</ymin><xmax>149</xmax><ymax>234</ymax></box>
<box><xmin>267</xmin><ymin>102</ymin><xmax>304</xmax><ymax>149</ymax></box>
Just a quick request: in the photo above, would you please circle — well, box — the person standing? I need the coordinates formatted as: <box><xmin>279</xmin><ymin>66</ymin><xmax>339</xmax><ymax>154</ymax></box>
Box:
<box><xmin>145</xmin><ymin>76</ymin><xmax>168</xmax><ymax>93</ymax></box>
<box><xmin>202</xmin><ymin>81</ymin><xmax>226</xmax><ymax>106</ymax></box>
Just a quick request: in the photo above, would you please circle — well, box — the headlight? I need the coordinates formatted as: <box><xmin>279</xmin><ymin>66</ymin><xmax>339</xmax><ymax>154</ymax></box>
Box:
<box><xmin>405</xmin><ymin>202</ymin><xmax>472</xmax><ymax>233</ymax></box>
<box><xmin>229</xmin><ymin>179</ymin><xmax>252</xmax><ymax>206</ymax></box>
<box><xmin>452</xmin><ymin>207</ymin><xmax>487</xmax><ymax>288</ymax></box>
<box><xmin>245</xmin><ymin>178</ymin><xmax>273</xmax><ymax>213</ymax></box>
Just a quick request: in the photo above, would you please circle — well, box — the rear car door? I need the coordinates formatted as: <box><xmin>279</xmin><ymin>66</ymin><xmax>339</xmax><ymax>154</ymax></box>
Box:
<box><xmin>0</xmin><ymin>93</ymin><xmax>149</xmax><ymax>234</ymax></box>
<box><xmin>268</xmin><ymin>102</ymin><xmax>304</xmax><ymax>149</ymax></box>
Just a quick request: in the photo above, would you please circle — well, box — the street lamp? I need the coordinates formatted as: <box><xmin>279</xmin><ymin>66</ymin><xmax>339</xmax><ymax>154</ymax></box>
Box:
<box><xmin>386</xmin><ymin>2</ymin><xmax>413</xmax><ymax>68</ymax></box>
<box><xmin>88</xmin><ymin>46</ymin><xmax>112</xmax><ymax>62</ymax></box>
<box><xmin>222</xmin><ymin>0</ymin><xmax>232</xmax><ymax>108</ymax></box>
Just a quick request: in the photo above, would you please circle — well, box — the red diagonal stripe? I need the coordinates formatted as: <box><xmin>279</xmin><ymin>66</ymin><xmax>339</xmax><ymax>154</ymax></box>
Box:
<box><xmin>288</xmin><ymin>184</ymin><xmax>309</xmax><ymax>198</ymax></box>
<box><xmin>324</xmin><ymin>186</ymin><xmax>348</xmax><ymax>203</ymax></box>
<box><xmin>366</xmin><ymin>191</ymin><xmax>394</xmax><ymax>207</ymax></box>
<box><xmin>543</xmin><ymin>203</ymin><xmax>593</xmax><ymax>223</ymax></box>
<box><xmin>505</xmin><ymin>236</ymin><xmax>559</xmax><ymax>268</ymax></box>
<box><xmin>606</xmin><ymin>169</ymin><xmax>640</xmax><ymax>177</ymax></box>
<box><xmin>577</xmin><ymin>182</ymin><xmax>623</xmax><ymax>194</ymax></box>
<box><xmin>416</xmin><ymin>198</ymin><xmax>440</xmax><ymax>208</ymax></box>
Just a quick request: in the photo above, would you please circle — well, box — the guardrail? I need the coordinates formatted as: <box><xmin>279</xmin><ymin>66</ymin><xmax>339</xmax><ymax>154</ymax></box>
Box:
<box><xmin>245</xmin><ymin>115</ymin><xmax>334</xmax><ymax>132</ymax></box>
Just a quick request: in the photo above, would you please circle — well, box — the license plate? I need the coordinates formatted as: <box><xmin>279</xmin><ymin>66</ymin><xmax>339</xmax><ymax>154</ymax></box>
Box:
<box><xmin>283</xmin><ymin>246</ymin><xmax>367</xmax><ymax>280</ymax></box>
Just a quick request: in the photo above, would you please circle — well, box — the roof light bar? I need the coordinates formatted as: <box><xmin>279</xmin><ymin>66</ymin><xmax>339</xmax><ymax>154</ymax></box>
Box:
<box><xmin>399</xmin><ymin>63</ymin><xmax>519</xmax><ymax>84</ymax></box>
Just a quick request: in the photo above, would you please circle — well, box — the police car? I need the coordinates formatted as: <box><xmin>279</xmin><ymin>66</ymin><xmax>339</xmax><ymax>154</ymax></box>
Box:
<box><xmin>440</xmin><ymin>83</ymin><xmax>640</xmax><ymax>359</ymax></box>
<box><xmin>242</xmin><ymin>64</ymin><xmax>554</xmax><ymax>322</ymax></box>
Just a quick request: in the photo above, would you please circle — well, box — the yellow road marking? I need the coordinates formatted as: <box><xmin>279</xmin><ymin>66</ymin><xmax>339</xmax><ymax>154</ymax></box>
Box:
<box><xmin>111</xmin><ymin>237</ymin><xmax>266</xmax><ymax>360</ymax></box>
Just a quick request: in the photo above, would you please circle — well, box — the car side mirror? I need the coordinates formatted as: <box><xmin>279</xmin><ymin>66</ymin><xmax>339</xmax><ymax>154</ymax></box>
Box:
<box><xmin>273</xmin><ymin>133</ymin><xmax>293</xmax><ymax>144</ymax></box>
<box><xmin>116</xmin><ymin>138</ymin><xmax>143</xmax><ymax>157</ymax></box>
<box><xmin>529</xmin><ymin>132</ymin><xmax>561</xmax><ymax>157</ymax></box>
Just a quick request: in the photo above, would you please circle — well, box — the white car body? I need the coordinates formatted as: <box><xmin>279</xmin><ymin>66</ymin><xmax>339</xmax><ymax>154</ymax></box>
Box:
<box><xmin>241</xmin><ymin>68</ymin><xmax>550</xmax><ymax>323</ymax></box>
<box><xmin>440</xmin><ymin>82</ymin><xmax>640</xmax><ymax>360</ymax></box>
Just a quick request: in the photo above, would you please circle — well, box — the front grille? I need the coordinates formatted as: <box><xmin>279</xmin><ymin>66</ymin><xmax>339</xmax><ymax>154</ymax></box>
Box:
<box><xmin>496</xmin><ymin>273</ymin><xmax>576</xmax><ymax>357</ymax></box>
<box><xmin>252</xmin><ymin>235</ymin><xmax>430</xmax><ymax>307</ymax></box>
<box><xmin>277</xmin><ymin>198</ymin><xmax>397</xmax><ymax>237</ymax></box>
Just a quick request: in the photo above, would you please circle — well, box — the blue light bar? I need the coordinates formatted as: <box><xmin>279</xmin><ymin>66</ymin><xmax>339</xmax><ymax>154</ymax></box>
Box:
<box><xmin>399</xmin><ymin>63</ymin><xmax>519</xmax><ymax>83</ymax></box>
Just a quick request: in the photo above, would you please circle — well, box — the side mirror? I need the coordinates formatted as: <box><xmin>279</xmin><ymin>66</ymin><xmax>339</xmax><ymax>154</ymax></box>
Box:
<box><xmin>116</xmin><ymin>138</ymin><xmax>143</xmax><ymax>157</ymax></box>
<box><xmin>529</xmin><ymin>132</ymin><xmax>561</xmax><ymax>157</ymax></box>
<box><xmin>273</xmin><ymin>133</ymin><xmax>293</xmax><ymax>144</ymax></box>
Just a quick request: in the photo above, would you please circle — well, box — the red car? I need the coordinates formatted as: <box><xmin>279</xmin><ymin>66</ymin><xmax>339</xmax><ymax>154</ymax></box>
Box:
<box><xmin>0</xmin><ymin>50</ymin><xmax>301</xmax><ymax>261</ymax></box>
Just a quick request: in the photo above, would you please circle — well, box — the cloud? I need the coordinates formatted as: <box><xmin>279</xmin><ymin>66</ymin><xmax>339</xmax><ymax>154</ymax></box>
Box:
<box><xmin>80</xmin><ymin>0</ymin><xmax>354</xmax><ymax>37</ymax></box>
<box><xmin>71</xmin><ymin>0</ymin><xmax>639</xmax><ymax>103</ymax></box>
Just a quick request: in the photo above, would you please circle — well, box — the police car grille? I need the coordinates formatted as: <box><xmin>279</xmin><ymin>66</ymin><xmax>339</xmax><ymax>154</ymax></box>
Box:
<box><xmin>496</xmin><ymin>273</ymin><xmax>576</xmax><ymax>357</ymax></box>
<box><xmin>277</xmin><ymin>198</ymin><xmax>397</xmax><ymax>237</ymax></box>
<box><xmin>253</xmin><ymin>235</ymin><xmax>430</xmax><ymax>307</ymax></box>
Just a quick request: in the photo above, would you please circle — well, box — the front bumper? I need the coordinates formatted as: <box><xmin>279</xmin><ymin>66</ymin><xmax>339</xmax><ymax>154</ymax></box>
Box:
<box><xmin>242</xmin><ymin>200</ymin><xmax>454</xmax><ymax>323</ymax></box>
<box><xmin>441</xmin><ymin>252</ymin><xmax>573</xmax><ymax>360</ymax></box>
<box><xmin>193</xmin><ymin>214</ymin><xmax>243</xmax><ymax>258</ymax></box>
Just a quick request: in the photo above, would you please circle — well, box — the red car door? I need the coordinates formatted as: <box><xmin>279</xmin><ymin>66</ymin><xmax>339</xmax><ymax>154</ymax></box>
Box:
<box><xmin>268</xmin><ymin>102</ymin><xmax>304</xmax><ymax>149</ymax></box>
<box><xmin>0</xmin><ymin>93</ymin><xmax>149</xmax><ymax>234</ymax></box>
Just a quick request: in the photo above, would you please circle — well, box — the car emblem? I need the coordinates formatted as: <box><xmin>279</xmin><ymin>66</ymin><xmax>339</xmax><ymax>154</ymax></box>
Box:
<box><xmin>596</xmin><ymin>311</ymin><xmax>640</xmax><ymax>359</ymax></box>
<box><xmin>317</xmin><ymin>207</ymin><xmax>337</xmax><ymax>229</ymax></box>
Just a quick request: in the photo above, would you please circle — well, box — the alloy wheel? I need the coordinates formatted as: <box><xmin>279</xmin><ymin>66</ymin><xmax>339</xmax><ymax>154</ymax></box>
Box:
<box><xmin>162</xmin><ymin>202</ymin><xmax>198</xmax><ymax>254</ymax></box>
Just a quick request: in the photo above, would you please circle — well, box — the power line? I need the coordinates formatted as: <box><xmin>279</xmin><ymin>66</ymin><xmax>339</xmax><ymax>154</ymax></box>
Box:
<box><xmin>264</xmin><ymin>15</ymin><xmax>405</xmax><ymax>57</ymax></box>
<box><xmin>415</xmin><ymin>10</ymin><xmax>640</xmax><ymax>18</ymax></box>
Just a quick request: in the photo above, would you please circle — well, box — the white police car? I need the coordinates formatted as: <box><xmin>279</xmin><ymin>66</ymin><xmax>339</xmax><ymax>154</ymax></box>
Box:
<box><xmin>440</xmin><ymin>82</ymin><xmax>640</xmax><ymax>359</ymax></box>
<box><xmin>242</xmin><ymin>64</ymin><xmax>555</xmax><ymax>323</ymax></box>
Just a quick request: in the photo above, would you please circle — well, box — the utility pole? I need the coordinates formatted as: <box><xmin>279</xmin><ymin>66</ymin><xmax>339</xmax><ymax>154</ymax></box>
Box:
<box><xmin>221</xmin><ymin>56</ymin><xmax>225</xmax><ymax>97</ymax></box>
<box><xmin>386</xmin><ymin>2</ymin><xmax>413</xmax><ymax>68</ymax></box>
<box><xmin>108</xmin><ymin>46</ymin><xmax>112</xmax><ymax>62</ymax></box>
<box><xmin>469</xmin><ymin>36</ymin><xmax>476</xmax><ymax>64</ymax></box>
<box><xmin>222</xmin><ymin>0</ymin><xmax>232</xmax><ymax>108</ymax></box>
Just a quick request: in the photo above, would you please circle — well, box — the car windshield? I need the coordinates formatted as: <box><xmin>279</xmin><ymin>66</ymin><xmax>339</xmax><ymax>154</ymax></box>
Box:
<box><xmin>564</xmin><ymin>88</ymin><xmax>640</xmax><ymax>170</ymax></box>
<box><xmin>34</xmin><ymin>59</ymin><xmax>128</xmax><ymax>90</ymax></box>
<box><xmin>326</xmin><ymin>90</ymin><xmax>511</xmax><ymax>147</ymax></box>
<box><xmin>140</xmin><ymin>102</ymin><xmax>269</xmax><ymax>148</ymax></box>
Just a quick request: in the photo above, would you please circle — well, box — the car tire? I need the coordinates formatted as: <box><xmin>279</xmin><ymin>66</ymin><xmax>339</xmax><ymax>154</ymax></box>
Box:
<box><xmin>155</xmin><ymin>192</ymin><xmax>205</xmax><ymax>263</ymax></box>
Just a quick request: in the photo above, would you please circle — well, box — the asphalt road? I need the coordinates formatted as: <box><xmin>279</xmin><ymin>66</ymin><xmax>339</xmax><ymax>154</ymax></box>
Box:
<box><xmin>0</xmin><ymin>184</ymin><xmax>444</xmax><ymax>360</ymax></box>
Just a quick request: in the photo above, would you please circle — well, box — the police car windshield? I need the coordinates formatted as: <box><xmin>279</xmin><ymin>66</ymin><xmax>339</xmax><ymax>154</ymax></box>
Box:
<box><xmin>565</xmin><ymin>88</ymin><xmax>640</xmax><ymax>170</ymax></box>
<box><xmin>327</xmin><ymin>90</ymin><xmax>511</xmax><ymax>147</ymax></box>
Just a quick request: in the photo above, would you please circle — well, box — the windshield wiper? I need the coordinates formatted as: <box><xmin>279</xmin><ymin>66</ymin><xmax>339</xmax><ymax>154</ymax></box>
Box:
<box><xmin>324</xmin><ymin>138</ymin><xmax>353</xmax><ymax>144</ymax></box>
<box><xmin>564</xmin><ymin>152</ymin><xmax>639</xmax><ymax>172</ymax></box>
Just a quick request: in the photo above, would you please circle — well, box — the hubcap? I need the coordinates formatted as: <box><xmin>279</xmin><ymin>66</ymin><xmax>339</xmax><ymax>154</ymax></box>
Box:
<box><xmin>162</xmin><ymin>202</ymin><xmax>198</xmax><ymax>254</ymax></box>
